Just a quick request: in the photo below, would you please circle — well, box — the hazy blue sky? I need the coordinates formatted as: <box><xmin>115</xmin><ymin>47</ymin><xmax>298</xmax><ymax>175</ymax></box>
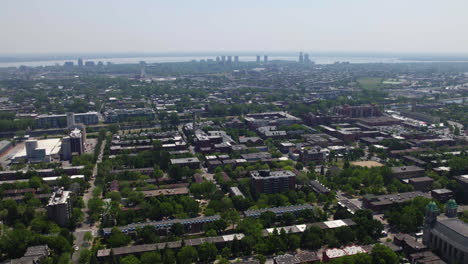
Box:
<box><xmin>2</xmin><ymin>0</ymin><xmax>468</xmax><ymax>54</ymax></box>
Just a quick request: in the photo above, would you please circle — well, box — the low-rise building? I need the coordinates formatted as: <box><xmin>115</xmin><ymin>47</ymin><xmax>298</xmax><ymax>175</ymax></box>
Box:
<box><xmin>244</xmin><ymin>204</ymin><xmax>313</xmax><ymax>218</ymax></box>
<box><xmin>391</xmin><ymin>165</ymin><xmax>425</xmax><ymax>179</ymax></box>
<box><xmin>430</xmin><ymin>189</ymin><xmax>454</xmax><ymax>202</ymax></box>
<box><xmin>170</xmin><ymin>157</ymin><xmax>200</xmax><ymax>169</ymax></box>
<box><xmin>363</xmin><ymin>191</ymin><xmax>431</xmax><ymax>212</ymax></box>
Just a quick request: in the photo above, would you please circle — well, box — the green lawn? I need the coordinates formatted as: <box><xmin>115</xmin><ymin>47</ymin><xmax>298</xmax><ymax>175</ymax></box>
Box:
<box><xmin>357</xmin><ymin>77</ymin><xmax>383</xmax><ymax>90</ymax></box>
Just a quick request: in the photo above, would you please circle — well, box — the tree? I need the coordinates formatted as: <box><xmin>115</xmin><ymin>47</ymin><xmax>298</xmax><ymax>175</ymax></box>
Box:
<box><xmin>222</xmin><ymin>209</ymin><xmax>240</xmax><ymax>228</ymax></box>
<box><xmin>295</xmin><ymin>162</ymin><xmax>304</xmax><ymax>170</ymax></box>
<box><xmin>169</xmin><ymin>112</ymin><xmax>180</xmax><ymax>129</ymax></box>
<box><xmin>57</xmin><ymin>253</ymin><xmax>72</xmax><ymax>264</ymax></box>
<box><xmin>141</xmin><ymin>252</ymin><xmax>162</xmax><ymax>264</ymax></box>
<box><xmin>189</xmin><ymin>181</ymin><xmax>217</xmax><ymax>198</ymax></box>
<box><xmin>84</xmin><ymin>231</ymin><xmax>93</xmax><ymax>242</ymax></box>
<box><xmin>301</xmin><ymin>227</ymin><xmax>323</xmax><ymax>249</ymax></box>
<box><xmin>198</xmin><ymin>242</ymin><xmax>217</xmax><ymax>262</ymax></box>
<box><xmin>177</xmin><ymin>246</ymin><xmax>198</xmax><ymax>264</ymax></box>
<box><xmin>78</xmin><ymin>249</ymin><xmax>91</xmax><ymax>264</ymax></box>
<box><xmin>259</xmin><ymin>211</ymin><xmax>277</xmax><ymax>228</ymax></box>
<box><xmin>163</xmin><ymin>249</ymin><xmax>176</xmax><ymax>264</ymax></box>
<box><xmin>120</xmin><ymin>255</ymin><xmax>141</xmax><ymax>264</ymax></box>
<box><xmin>107</xmin><ymin>228</ymin><xmax>131</xmax><ymax>248</ymax></box>
<box><xmin>334</xmin><ymin>226</ymin><xmax>355</xmax><ymax>245</ymax></box>
<box><xmin>137</xmin><ymin>226</ymin><xmax>159</xmax><ymax>244</ymax></box>
<box><xmin>371</xmin><ymin>244</ymin><xmax>399</xmax><ymax>264</ymax></box>
<box><xmin>288</xmin><ymin>234</ymin><xmax>301</xmax><ymax>250</ymax></box>
<box><xmin>256</xmin><ymin>254</ymin><xmax>267</xmax><ymax>264</ymax></box>
<box><xmin>88</xmin><ymin>197</ymin><xmax>104</xmax><ymax>222</ymax></box>
<box><xmin>153</xmin><ymin>168</ymin><xmax>164</xmax><ymax>183</ymax></box>
<box><xmin>170</xmin><ymin>223</ymin><xmax>184</xmax><ymax>237</ymax></box>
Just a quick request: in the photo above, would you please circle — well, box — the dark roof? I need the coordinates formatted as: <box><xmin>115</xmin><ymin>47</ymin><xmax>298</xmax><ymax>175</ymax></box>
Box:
<box><xmin>437</xmin><ymin>218</ymin><xmax>468</xmax><ymax>238</ymax></box>
<box><xmin>338</xmin><ymin>199</ymin><xmax>360</xmax><ymax>214</ymax></box>
<box><xmin>102</xmin><ymin>215</ymin><xmax>221</xmax><ymax>234</ymax></box>
<box><xmin>309</xmin><ymin>180</ymin><xmax>330</xmax><ymax>194</ymax></box>
<box><xmin>391</xmin><ymin>165</ymin><xmax>424</xmax><ymax>174</ymax></box>
<box><xmin>409</xmin><ymin>177</ymin><xmax>434</xmax><ymax>183</ymax></box>
<box><xmin>244</xmin><ymin>204</ymin><xmax>314</xmax><ymax>217</ymax></box>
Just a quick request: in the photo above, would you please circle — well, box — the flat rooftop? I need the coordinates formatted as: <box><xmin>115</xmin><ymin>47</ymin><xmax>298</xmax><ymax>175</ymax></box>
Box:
<box><xmin>244</xmin><ymin>204</ymin><xmax>314</xmax><ymax>217</ymax></box>
<box><xmin>170</xmin><ymin>157</ymin><xmax>200</xmax><ymax>164</ymax></box>
<box><xmin>14</xmin><ymin>138</ymin><xmax>62</xmax><ymax>159</ymax></box>
<box><xmin>351</xmin><ymin>160</ymin><xmax>384</xmax><ymax>168</ymax></box>
<box><xmin>250</xmin><ymin>170</ymin><xmax>295</xmax><ymax>179</ymax></box>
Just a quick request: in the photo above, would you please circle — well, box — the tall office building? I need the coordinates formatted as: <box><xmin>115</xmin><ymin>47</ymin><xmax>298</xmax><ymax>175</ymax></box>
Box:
<box><xmin>299</xmin><ymin>52</ymin><xmax>304</xmax><ymax>63</ymax></box>
<box><xmin>221</xmin><ymin>55</ymin><xmax>226</xmax><ymax>64</ymax></box>
<box><xmin>216</xmin><ymin>56</ymin><xmax>220</xmax><ymax>62</ymax></box>
<box><xmin>227</xmin><ymin>56</ymin><xmax>232</xmax><ymax>64</ymax></box>
<box><xmin>264</xmin><ymin>55</ymin><xmax>268</xmax><ymax>63</ymax></box>
<box><xmin>304</xmin><ymin>53</ymin><xmax>310</xmax><ymax>63</ymax></box>
<box><xmin>234</xmin><ymin>56</ymin><xmax>239</xmax><ymax>63</ymax></box>
<box><xmin>47</xmin><ymin>188</ymin><xmax>72</xmax><ymax>227</ymax></box>
<box><xmin>256</xmin><ymin>55</ymin><xmax>261</xmax><ymax>63</ymax></box>
<box><xmin>77</xmin><ymin>58</ymin><xmax>83</xmax><ymax>67</ymax></box>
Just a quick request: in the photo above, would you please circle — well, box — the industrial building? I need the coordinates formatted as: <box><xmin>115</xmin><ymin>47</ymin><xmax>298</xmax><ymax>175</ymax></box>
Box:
<box><xmin>13</xmin><ymin>138</ymin><xmax>62</xmax><ymax>163</ymax></box>
<box><xmin>244</xmin><ymin>112</ymin><xmax>301</xmax><ymax>128</ymax></box>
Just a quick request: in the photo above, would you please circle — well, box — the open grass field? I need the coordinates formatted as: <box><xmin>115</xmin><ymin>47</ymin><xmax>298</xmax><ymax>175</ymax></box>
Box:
<box><xmin>357</xmin><ymin>77</ymin><xmax>383</xmax><ymax>90</ymax></box>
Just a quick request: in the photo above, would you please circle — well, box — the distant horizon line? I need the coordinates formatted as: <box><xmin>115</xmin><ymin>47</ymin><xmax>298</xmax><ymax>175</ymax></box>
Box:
<box><xmin>2</xmin><ymin>51</ymin><xmax>468</xmax><ymax>57</ymax></box>
<box><xmin>2</xmin><ymin>51</ymin><xmax>468</xmax><ymax>63</ymax></box>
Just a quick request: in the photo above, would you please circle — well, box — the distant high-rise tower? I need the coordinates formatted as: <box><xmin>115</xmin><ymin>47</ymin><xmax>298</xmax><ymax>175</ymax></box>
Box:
<box><xmin>234</xmin><ymin>56</ymin><xmax>239</xmax><ymax>63</ymax></box>
<box><xmin>256</xmin><ymin>55</ymin><xmax>261</xmax><ymax>63</ymax></box>
<box><xmin>221</xmin><ymin>56</ymin><xmax>226</xmax><ymax>64</ymax></box>
<box><xmin>77</xmin><ymin>58</ymin><xmax>83</xmax><ymax>67</ymax></box>
<box><xmin>264</xmin><ymin>55</ymin><xmax>268</xmax><ymax>63</ymax></box>
<box><xmin>139</xmin><ymin>61</ymin><xmax>146</xmax><ymax>78</ymax></box>
<box><xmin>66</xmin><ymin>112</ymin><xmax>75</xmax><ymax>127</ymax></box>
<box><xmin>216</xmin><ymin>56</ymin><xmax>220</xmax><ymax>62</ymax></box>
<box><xmin>299</xmin><ymin>52</ymin><xmax>304</xmax><ymax>63</ymax></box>
<box><xmin>304</xmin><ymin>53</ymin><xmax>310</xmax><ymax>63</ymax></box>
<box><xmin>227</xmin><ymin>56</ymin><xmax>232</xmax><ymax>64</ymax></box>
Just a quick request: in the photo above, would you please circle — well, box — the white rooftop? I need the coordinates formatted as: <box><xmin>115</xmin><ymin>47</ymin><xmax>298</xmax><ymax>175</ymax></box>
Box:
<box><xmin>343</xmin><ymin>245</ymin><xmax>366</xmax><ymax>255</ymax></box>
<box><xmin>324</xmin><ymin>219</ymin><xmax>347</xmax><ymax>228</ymax></box>
<box><xmin>14</xmin><ymin>138</ymin><xmax>62</xmax><ymax>159</ymax></box>
<box><xmin>325</xmin><ymin>248</ymin><xmax>346</xmax><ymax>258</ymax></box>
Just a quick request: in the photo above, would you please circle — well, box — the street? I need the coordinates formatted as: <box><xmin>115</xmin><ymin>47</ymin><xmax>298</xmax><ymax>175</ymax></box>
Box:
<box><xmin>72</xmin><ymin>139</ymin><xmax>106</xmax><ymax>263</ymax></box>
